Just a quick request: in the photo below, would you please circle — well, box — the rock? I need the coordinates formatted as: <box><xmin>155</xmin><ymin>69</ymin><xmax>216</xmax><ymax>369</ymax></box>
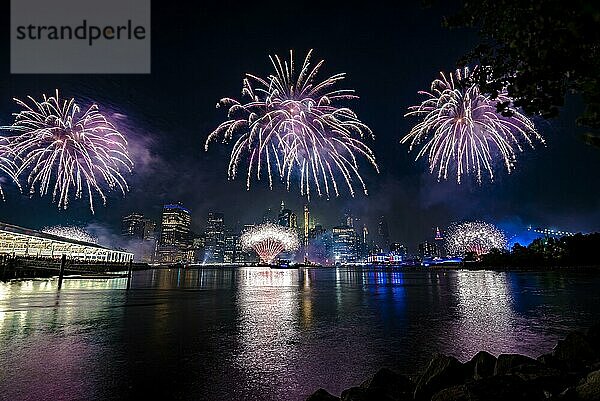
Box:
<box><xmin>494</xmin><ymin>354</ymin><xmax>538</xmax><ymax>376</ymax></box>
<box><xmin>576</xmin><ymin>369</ymin><xmax>600</xmax><ymax>401</ymax></box>
<box><xmin>307</xmin><ymin>389</ymin><xmax>340</xmax><ymax>401</ymax></box>
<box><xmin>537</xmin><ymin>352</ymin><xmax>561</xmax><ymax>368</ymax></box>
<box><xmin>414</xmin><ymin>354</ymin><xmax>466</xmax><ymax>401</ymax></box>
<box><xmin>360</xmin><ymin>368</ymin><xmax>414</xmax><ymax>401</ymax></box>
<box><xmin>432</xmin><ymin>385</ymin><xmax>468</xmax><ymax>401</ymax></box>
<box><xmin>465</xmin><ymin>351</ymin><xmax>497</xmax><ymax>380</ymax></box>
<box><xmin>465</xmin><ymin>375</ymin><xmax>546</xmax><ymax>401</ymax></box>
<box><xmin>553</xmin><ymin>332</ymin><xmax>597</xmax><ymax>370</ymax></box>
<box><xmin>511</xmin><ymin>362</ymin><xmax>575</xmax><ymax>395</ymax></box>
<box><xmin>341</xmin><ymin>386</ymin><xmax>393</xmax><ymax>401</ymax></box>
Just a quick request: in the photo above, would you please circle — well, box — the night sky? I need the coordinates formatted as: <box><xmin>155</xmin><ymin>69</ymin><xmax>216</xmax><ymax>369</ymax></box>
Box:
<box><xmin>0</xmin><ymin>1</ymin><xmax>598</xmax><ymax>250</ymax></box>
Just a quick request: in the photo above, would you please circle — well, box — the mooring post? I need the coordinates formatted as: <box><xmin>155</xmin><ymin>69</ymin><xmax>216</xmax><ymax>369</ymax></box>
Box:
<box><xmin>126</xmin><ymin>259</ymin><xmax>133</xmax><ymax>290</ymax></box>
<box><xmin>58</xmin><ymin>254</ymin><xmax>66</xmax><ymax>290</ymax></box>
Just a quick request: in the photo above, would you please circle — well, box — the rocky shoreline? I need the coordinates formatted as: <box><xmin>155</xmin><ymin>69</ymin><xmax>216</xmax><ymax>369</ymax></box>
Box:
<box><xmin>307</xmin><ymin>325</ymin><xmax>600</xmax><ymax>401</ymax></box>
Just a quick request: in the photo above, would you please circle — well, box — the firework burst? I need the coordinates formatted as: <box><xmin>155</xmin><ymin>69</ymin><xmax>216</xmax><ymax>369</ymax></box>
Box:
<box><xmin>42</xmin><ymin>225</ymin><xmax>99</xmax><ymax>244</ymax></box>
<box><xmin>2</xmin><ymin>90</ymin><xmax>133</xmax><ymax>213</ymax></box>
<box><xmin>0</xmin><ymin>139</ymin><xmax>20</xmax><ymax>200</ymax></box>
<box><xmin>402</xmin><ymin>67</ymin><xmax>544</xmax><ymax>183</ymax></box>
<box><xmin>206</xmin><ymin>50</ymin><xmax>378</xmax><ymax>198</ymax></box>
<box><xmin>445</xmin><ymin>221</ymin><xmax>507</xmax><ymax>256</ymax></box>
<box><xmin>240</xmin><ymin>223</ymin><xmax>300</xmax><ymax>264</ymax></box>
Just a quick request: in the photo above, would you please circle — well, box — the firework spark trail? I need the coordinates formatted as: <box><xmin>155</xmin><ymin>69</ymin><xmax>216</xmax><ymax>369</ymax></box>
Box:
<box><xmin>3</xmin><ymin>90</ymin><xmax>133</xmax><ymax>213</ymax></box>
<box><xmin>0</xmin><ymin>139</ymin><xmax>21</xmax><ymax>200</ymax></box>
<box><xmin>445</xmin><ymin>221</ymin><xmax>507</xmax><ymax>256</ymax></box>
<box><xmin>240</xmin><ymin>223</ymin><xmax>300</xmax><ymax>264</ymax></box>
<box><xmin>42</xmin><ymin>225</ymin><xmax>99</xmax><ymax>244</ymax></box>
<box><xmin>206</xmin><ymin>50</ymin><xmax>379</xmax><ymax>199</ymax></box>
<box><xmin>402</xmin><ymin>67</ymin><xmax>544</xmax><ymax>183</ymax></box>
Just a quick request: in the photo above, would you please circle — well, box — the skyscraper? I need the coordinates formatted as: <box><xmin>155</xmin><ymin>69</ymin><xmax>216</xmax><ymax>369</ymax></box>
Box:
<box><xmin>278</xmin><ymin>201</ymin><xmax>297</xmax><ymax>228</ymax></box>
<box><xmin>344</xmin><ymin>211</ymin><xmax>354</xmax><ymax>228</ymax></box>
<box><xmin>205</xmin><ymin>212</ymin><xmax>225</xmax><ymax>263</ymax></box>
<box><xmin>121</xmin><ymin>213</ymin><xmax>157</xmax><ymax>262</ymax></box>
<box><xmin>419</xmin><ymin>241</ymin><xmax>435</xmax><ymax>260</ymax></box>
<box><xmin>434</xmin><ymin>226</ymin><xmax>445</xmax><ymax>258</ymax></box>
<box><xmin>155</xmin><ymin>203</ymin><xmax>192</xmax><ymax>263</ymax></box>
<box><xmin>332</xmin><ymin>225</ymin><xmax>357</xmax><ymax>264</ymax></box>
<box><xmin>303</xmin><ymin>204</ymin><xmax>310</xmax><ymax>247</ymax></box>
<box><xmin>224</xmin><ymin>230</ymin><xmax>239</xmax><ymax>263</ymax></box>
<box><xmin>121</xmin><ymin>213</ymin><xmax>145</xmax><ymax>239</ymax></box>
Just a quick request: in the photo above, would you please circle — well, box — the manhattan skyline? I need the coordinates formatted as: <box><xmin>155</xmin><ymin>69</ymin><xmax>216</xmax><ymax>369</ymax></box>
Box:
<box><xmin>0</xmin><ymin>1</ymin><xmax>598</xmax><ymax>250</ymax></box>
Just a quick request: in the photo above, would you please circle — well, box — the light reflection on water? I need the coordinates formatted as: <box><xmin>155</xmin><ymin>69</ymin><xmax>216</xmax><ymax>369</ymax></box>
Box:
<box><xmin>0</xmin><ymin>267</ymin><xmax>599</xmax><ymax>401</ymax></box>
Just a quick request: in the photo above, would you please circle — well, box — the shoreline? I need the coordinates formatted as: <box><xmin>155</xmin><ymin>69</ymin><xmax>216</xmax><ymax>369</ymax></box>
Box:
<box><xmin>3</xmin><ymin>263</ymin><xmax>600</xmax><ymax>282</ymax></box>
<box><xmin>307</xmin><ymin>325</ymin><xmax>600</xmax><ymax>401</ymax></box>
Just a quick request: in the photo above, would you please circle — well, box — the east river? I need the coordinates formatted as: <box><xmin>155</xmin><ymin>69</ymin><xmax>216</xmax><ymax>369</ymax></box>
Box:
<box><xmin>1</xmin><ymin>267</ymin><xmax>599</xmax><ymax>401</ymax></box>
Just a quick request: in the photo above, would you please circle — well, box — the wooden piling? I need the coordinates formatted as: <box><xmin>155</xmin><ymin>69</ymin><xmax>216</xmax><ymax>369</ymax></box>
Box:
<box><xmin>126</xmin><ymin>260</ymin><xmax>133</xmax><ymax>290</ymax></box>
<box><xmin>57</xmin><ymin>254</ymin><xmax>66</xmax><ymax>290</ymax></box>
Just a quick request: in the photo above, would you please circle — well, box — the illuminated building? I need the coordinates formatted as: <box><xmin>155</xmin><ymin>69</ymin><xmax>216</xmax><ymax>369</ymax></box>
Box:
<box><xmin>205</xmin><ymin>212</ymin><xmax>225</xmax><ymax>263</ymax></box>
<box><xmin>419</xmin><ymin>240</ymin><xmax>435</xmax><ymax>260</ymax></box>
<box><xmin>0</xmin><ymin>222</ymin><xmax>133</xmax><ymax>262</ymax></box>
<box><xmin>303</xmin><ymin>204</ymin><xmax>310</xmax><ymax>247</ymax></box>
<box><xmin>390</xmin><ymin>242</ymin><xmax>407</xmax><ymax>256</ymax></box>
<box><xmin>121</xmin><ymin>213</ymin><xmax>145</xmax><ymax>239</ymax></box>
<box><xmin>278</xmin><ymin>201</ymin><xmax>297</xmax><ymax>228</ymax></box>
<box><xmin>344</xmin><ymin>211</ymin><xmax>354</xmax><ymax>228</ymax></box>
<box><xmin>155</xmin><ymin>203</ymin><xmax>192</xmax><ymax>264</ymax></box>
<box><xmin>224</xmin><ymin>230</ymin><xmax>239</xmax><ymax>263</ymax></box>
<box><xmin>332</xmin><ymin>225</ymin><xmax>356</xmax><ymax>264</ymax></box>
<box><xmin>434</xmin><ymin>227</ymin><xmax>445</xmax><ymax>258</ymax></box>
<box><xmin>121</xmin><ymin>213</ymin><xmax>157</xmax><ymax>262</ymax></box>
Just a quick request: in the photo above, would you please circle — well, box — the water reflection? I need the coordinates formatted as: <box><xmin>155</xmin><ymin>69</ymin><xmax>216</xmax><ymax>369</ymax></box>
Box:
<box><xmin>0</xmin><ymin>268</ymin><xmax>599</xmax><ymax>401</ymax></box>
<box><xmin>447</xmin><ymin>271</ymin><xmax>519</xmax><ymax>358</ymax></box>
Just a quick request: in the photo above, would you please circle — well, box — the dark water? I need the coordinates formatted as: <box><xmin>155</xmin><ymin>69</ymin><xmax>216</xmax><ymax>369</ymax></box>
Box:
<box><xmin>1</xmin><ymin>267</ymin><xmax>599</xmax><ymax>401</ymax></box>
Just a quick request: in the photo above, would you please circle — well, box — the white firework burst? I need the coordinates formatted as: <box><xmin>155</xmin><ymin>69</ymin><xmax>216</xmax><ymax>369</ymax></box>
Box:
<box><xmin>206</xmin><ymin>50</ymin><xmax>378</xmax><ymax>199</ymax></box>
<box><xmin>445</xmin><ymin>221</ymin><xmax>507</xmax><ymax>256</ymax></box>
<box><xmin>402</xmin><ymin>67</ymin><xmax>544</xmax><ymax>183</ymax></box>
<box><xmin>240</xmin><ymin>222</ymin><xmax>300</xmax><ymax>264</ymax></box>
<box><xmin>3</xmin><ymin>90</ymin><xmax>133</xmax><ymax>213</ymax></box>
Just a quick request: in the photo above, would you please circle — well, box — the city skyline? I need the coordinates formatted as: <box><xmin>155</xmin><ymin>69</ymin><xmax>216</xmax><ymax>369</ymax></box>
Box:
<box><xmin>106</xmin><ymin>198</ymin><xmax>582</xmax><ymax>265</ymax></box>
<box><xmin>0</xmin><ymin>1</ymin><xmax>598</xmax><ymax>251</ymax></box>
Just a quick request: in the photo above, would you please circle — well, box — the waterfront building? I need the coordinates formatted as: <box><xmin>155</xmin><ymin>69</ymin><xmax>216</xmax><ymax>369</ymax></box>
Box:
<box><xmin>224</xmin><ymin>230</ymin><xmax>239</xmax><ymax>263</ymax></box>
<box><xmin>434</xmin><ymin>227</ymin><xmax>445</xmax><ymax>258</ymax></box>
<box><xmin>121</xmin><ymin>213</ymin><xmax>158</xmax><ymax>262</ymax></box>
<box><xmin>332</xmin><ymin>225</ymin><xmax>357</xmax><ymax>264</ymax></box>
<box><xmin>0</xmin><ymin>222</ymin><xmax>133</xmax><ymax>262</ymax></box>
<box><xmin>390</xmin><ymin>242</ymin><xmax>407</xmax><ymax>256</ymax></box>
<box><xmin>191</xmin><ymin>235</ymin><xmax>206</xmax><ymax>263</ymax></box>
<box><xmin>205</xmin><ymin>212</ymin><xmax>225</xmax><ymax>263</ymax></box>
<box><xmin>155</xmin><ymin>203</ymin><xmax>192</xmax><ymax>264</ymax></box>
<box><xmin>419</xmin><ymin>240</ymin><xmax>435</xmax><ymax>260</ymax></box>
